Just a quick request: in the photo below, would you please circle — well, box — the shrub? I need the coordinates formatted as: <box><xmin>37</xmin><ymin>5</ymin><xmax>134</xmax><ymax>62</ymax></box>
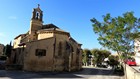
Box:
<box><xmin>0</xmin><ymin>55</ymin><xmax>7</xmax><ymax>60</ymax></box>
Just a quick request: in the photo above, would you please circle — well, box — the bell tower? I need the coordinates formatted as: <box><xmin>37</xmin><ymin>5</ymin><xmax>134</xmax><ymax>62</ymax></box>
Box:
<box><xmin>29</xmin><ymin>4</ymin><xmax>43</xmax><ymax>34</ymax></box>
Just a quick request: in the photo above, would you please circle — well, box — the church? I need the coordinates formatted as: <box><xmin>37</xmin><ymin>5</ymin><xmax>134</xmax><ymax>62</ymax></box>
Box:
<box><xmin>10</xmin><ymin>5</ymin><xmax>83</xmax><ymax>71</ymax></box>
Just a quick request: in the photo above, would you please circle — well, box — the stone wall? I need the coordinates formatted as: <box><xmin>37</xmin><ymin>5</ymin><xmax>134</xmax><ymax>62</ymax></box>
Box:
<box><xmin>125</xmin><ymin>64</ymin><xmax>140</xmax><ymax>79</ymax></box>
<box><xmin>38</xmin><ymin>32</ymin><xmax>54</xmax><ymax>40</ymax></box>
<box><xmin>24</xmin><ymin>37</ymin><xmax>55</xmax><ymax>71</ymax></box>
<box><xmin>29</xmin><ymin>19</ymin><xmax>42</xmax><ymax>34</ymax></box>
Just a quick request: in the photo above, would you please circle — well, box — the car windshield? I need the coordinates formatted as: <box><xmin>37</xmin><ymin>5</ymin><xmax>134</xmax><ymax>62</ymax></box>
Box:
<box><xmin>128</xmin><ymin>58</ymin><xmax>135</xmax><ymax>62</ymax></box>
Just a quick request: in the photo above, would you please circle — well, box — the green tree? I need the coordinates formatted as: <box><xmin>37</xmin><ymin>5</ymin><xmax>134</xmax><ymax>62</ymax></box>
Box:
<box><xmin>91</xmin><ymin>12</ymin><xmax>140</xmax><ymax>60</ymax></box>
<box><xmin>82</xmin><ymin>49</ymin><xmax>92</xmax><ymax>66</ymax></box>
<box><xmin>108</xmin><ymin>55</ymin><xmax>119</xmax><ymax>68</ymax></box>
<box><xmin>82</xmin><ymin>50</ymin><xmax>87</xmax><ymax>66</ymax></box>
<box><xmin>91</xmin><ymin>49</ymin><xmax>101</xmax><ymax>66</ymax></box>
<box><xmin>4</xmin><ymin>42</ymin><xmax>12</xmax><ymax>57</ymax></box>
<box><xmin>91</xmin><ymin>49</ymin><xmax>111</xmax><ymax>67</ymax></box>
<box><xmin>101</xmin><ymin>49</ymin><xmax>111</xmax><ymax>58</ymax></box>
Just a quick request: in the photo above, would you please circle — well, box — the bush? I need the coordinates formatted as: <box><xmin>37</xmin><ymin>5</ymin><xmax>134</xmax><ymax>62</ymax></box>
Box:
<box><xmin>0</xmin><ymin>55</ymin><xmax>7</xmax><ymax>60</ymax></box>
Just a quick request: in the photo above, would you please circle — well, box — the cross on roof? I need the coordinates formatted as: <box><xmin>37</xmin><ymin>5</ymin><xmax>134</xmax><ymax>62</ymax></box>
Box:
<box><xmin>38</xmin><ymin>4</ymin><xmax>40</xmax><ymax>8</ymax></box>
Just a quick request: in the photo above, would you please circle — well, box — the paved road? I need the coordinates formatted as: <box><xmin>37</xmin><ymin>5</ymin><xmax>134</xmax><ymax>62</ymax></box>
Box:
<box><xmin>0</xmin><ymin>67</ymin><xmax>123</xmax><ymax>79</ymax></box>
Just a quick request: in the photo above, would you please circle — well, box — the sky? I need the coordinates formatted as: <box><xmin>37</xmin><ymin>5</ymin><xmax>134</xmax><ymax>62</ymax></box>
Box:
<box><xmin>0</xmin><ymin>0</ymin><xmax>140</xmax><ymax>51</ymax></box>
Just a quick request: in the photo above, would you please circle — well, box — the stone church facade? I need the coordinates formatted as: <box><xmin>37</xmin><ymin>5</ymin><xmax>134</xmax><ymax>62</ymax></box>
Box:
<box><xmin>10</xmin><ymin>5</ymin><xmax>82</xmax><ymax>71</ymax></box>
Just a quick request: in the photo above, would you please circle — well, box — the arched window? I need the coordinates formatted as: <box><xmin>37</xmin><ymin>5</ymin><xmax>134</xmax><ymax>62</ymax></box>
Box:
<box><xmin>65</xmin><ymin>41</ymin><xmax>74</xmax><ymax>53</ymax></box>
<box><xmin>76</xmin><ymin>48</ymin><xmax>80</xmax><ymax>55</ymax></box>
<box><xmin>58</xmin><ymin>42</ymin><xmax>62</xmax><ymax>56</ymax></box>
<box><xmin>36</xmin><ymin>12</ymin><xmax>40</xmax><ymax>19</ymax></box>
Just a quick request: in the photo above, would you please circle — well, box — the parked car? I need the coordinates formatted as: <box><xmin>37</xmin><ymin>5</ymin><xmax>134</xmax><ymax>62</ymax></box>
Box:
<box><xmin>125</xmin><ymin>58</ymin><xmax>136</xmax><ymax>66</ymax></box>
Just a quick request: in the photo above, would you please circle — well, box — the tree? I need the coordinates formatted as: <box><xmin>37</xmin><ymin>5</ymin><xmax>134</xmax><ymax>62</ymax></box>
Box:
<box><xmin>91</xmin><ymin>49</ymin><xmax>101</xmax><ymax>66</ymax></box>
<box><xmin>91</xmin><ymin>12</ymin><xmax>140</xmax><ymax>60</ymax></box>
<box><xmin>101</xmin><ymin>49</ymin><xmax>111</xmax><ymax>58</ymax></box>
<box><xmin>91</xmin><ymin>48</ymin><xmax>111</xmax><ymax>67</ymax></box>
<box><xmin>4</xmin><ymin>42</ymin><xmax>12</xmax><ymax>57</ymax></box>
<box><xmin>82</xmin><ymin>49</ymin><xmax>92</xmax><ymax>66</ymax></box>
<box><xmin>108</xmin><ymin>55</ymin><xmax>119</xmax><ymax>68</ymax></box>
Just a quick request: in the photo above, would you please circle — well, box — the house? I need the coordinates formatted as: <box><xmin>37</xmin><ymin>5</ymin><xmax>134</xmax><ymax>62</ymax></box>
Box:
<box><xmin>134</xmin><ymin>38</ymin><xmax>140</xmax><ymax>65</ymax></box>
<box><xmin>9</xmin><ymin>5</ymin><xmax>83</xmax><ymax>72</ymax></box>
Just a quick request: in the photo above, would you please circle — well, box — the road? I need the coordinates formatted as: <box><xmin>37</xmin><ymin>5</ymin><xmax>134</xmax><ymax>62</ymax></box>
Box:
<box><xmin>0</xmin><ymin>67</ymin><xmax>123</xmax><ymax>79</ymax></box>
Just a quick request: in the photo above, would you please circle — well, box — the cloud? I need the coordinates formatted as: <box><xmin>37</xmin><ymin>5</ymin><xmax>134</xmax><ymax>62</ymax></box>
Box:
<box><xmin>8</xmin><ymin>16</ymin><xmax>17</xmax><ymax>20</ymax></box>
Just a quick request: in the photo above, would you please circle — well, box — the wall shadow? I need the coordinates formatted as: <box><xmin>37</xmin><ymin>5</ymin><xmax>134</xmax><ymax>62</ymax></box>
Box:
<box><xmin>0</xmin><ymin>67</ymin><xmax>123</xmax><ymax>79</ymax></box>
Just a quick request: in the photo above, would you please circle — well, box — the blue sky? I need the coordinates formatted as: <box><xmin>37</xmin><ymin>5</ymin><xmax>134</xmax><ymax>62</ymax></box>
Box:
<box><xmin>0</xmin><ymin>0</ymin><xmax>140</xmax><ymax>51</ymax></box>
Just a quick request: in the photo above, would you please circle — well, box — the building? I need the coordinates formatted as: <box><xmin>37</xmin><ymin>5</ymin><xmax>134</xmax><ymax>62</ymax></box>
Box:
<box><xmin>9</xmin><ymin>5</ymin><xmax>83</xmax><ymax>71</ymax></box>
<box><xmin>134</xmin><ymin>38</ymin><xmax>140</xmax><ymax>65</ymax></box>
<box><xmin>0</xmin><ymin>44</ymin><xmax>4</xmax><ymax>56</ymax></box>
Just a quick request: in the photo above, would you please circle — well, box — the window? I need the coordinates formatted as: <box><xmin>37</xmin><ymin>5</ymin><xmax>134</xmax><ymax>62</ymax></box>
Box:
<box><xmin>65</xmin><ymin>41</ymin><xmax>74</xmax><ymax>52</ymax></box>
<box><xmin>76</xmin><ymin>48</ymin><xmax>80</xmax><ymax>55</ymax></box>
<box><xmin>35</xmin><ymin>49</ymin><xmax>46</xmax><ymax>56</ymax></box>
<box><xmin>66</xmin><ymin>41</ymin><xmax>70</xmax><ymax>50</ymax></box>
<box><xmin>58</xmin><ymin>42</ymin><xmax>62</xmax><ymax>56</ymax></box>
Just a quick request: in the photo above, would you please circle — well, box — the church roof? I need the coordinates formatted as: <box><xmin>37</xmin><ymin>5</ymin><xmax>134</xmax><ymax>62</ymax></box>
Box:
<box><xmin>69</xmin><ymin>37</ymin><xmax>82</xmax><ymax>46</ymax></box>
<box><xmin>39</xmin><ymin>23</ymin><xmax>70</xmax><ymax>35</ymax></box>
<box><xmin>14</xmin><ymin>34</ymin><xmax>26</xmax><ymax>39</ymax></box>
<box><xmin>42</xmin><ymin>24</ymin><xmax>59</xmax><ymax>29</ymax></box>
<box><xmin>42</xmin><ymin>28</ymin><xmax>67</xmax><ymax>33</ymax></box>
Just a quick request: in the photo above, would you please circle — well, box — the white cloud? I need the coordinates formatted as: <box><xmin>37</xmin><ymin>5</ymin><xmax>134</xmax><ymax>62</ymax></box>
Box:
<box><xmin>8</xmin><ymin>16</ymin><xmax>17</xmax><ymax>20</ymax></box>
